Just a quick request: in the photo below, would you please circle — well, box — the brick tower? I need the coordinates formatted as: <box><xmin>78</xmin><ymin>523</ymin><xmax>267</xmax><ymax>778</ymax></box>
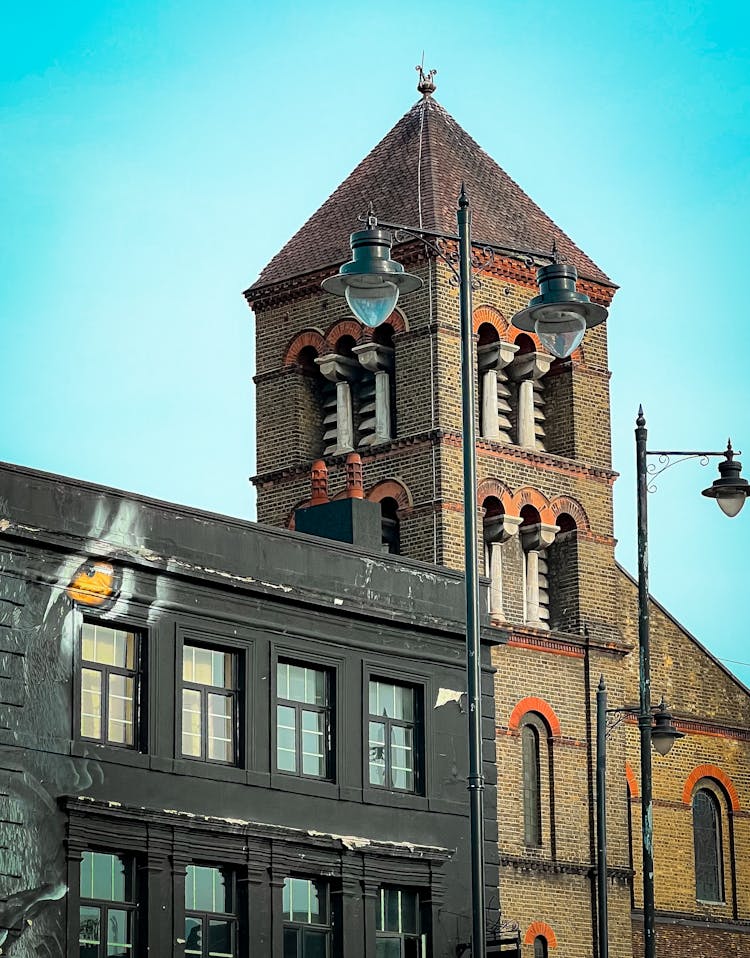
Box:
<box><xmin>246</xmin><ymin>84</ymin><xmax>636</xmax><ymax>956</ymax></box>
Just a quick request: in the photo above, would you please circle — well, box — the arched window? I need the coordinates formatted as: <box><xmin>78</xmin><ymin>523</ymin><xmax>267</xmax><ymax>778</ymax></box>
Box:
<box><xmin>476</xmin><ymin>323</ymin><xmax>518</xmax><ymax>443</ymax></box>
<box><xmin>522</xmin><ymin>723</ymin><xmax>542</xmax><ymax>847</ymax></box>
<box><xmin>316</xmin><ymin>335</ymin><xmax>359</xmax><ymax>455</ymax></box>
<box><xmin>353</xmin><ymin>323</ymin><xmax>395</xmax><ymax>446</ymax></box>
<box><xmin>380</xmin><ymin>497</ymin><xmax>400</xmax><ymax>555</ymax></box>
<box><xmin>693</xmin><ymin>788</ymin><xmax>724</xmax><ymax>902</ymax></box>
<box><xmin>534</xmin><ymin>936</ymin><xmax>549</xmax><ymax>958</ymax></box>
<box><xmin>546</xmin><ymin>512</ymin><xmax>578</xmax><ymax>633</ymax></box>
<box><xmin>508</xmin><ymin>334</ymin><xmax>552</xmax><ymax>451</ymax></box>
<box><xmin>519</xmin><ymin>506</ymin><xmax>556</xmax><ymax>629</ymax></box>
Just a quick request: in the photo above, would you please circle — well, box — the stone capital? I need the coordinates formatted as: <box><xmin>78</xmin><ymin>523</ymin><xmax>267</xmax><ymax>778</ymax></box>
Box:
<box><xmin>315</xmin><ymin>353</ymin><xmax>359</xmax><ymax>383</ymax></box>
<box><xmin>483</xmin><ymin>513</ymin><xmax>523</xmax><ymax>544</ymax></box>
<box><xmin>477</xmin><ymin>340</ymin><xmax>519</xmax><ymax>373</ymax></box>
<box><xmin>509</xmin><ymin>351</ymin><xmax>554</xmax><ymax>382</ymax></box>
<box><xmin>520</xmin><ymin>521</ymin><xmax>559</xmax><ymax>552</ymax></box>
<box><xmin>352</xmin><ymin>342</ymin><xmax>394</xmax><ymax>374</ymax></box>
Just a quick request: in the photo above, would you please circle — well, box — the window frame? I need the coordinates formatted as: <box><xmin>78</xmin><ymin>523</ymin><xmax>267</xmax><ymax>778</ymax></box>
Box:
<box><xmin>184</xmin><ymin>863</ymin><xmax>238</xmax><ymax>958</ymax></box>
<box><xmin>179</xmin><ymin>643</ymin><xmax>240</xmax><ymax>766</ymax></box>
<box><xmin>282</xmin><ymin>875</ymin><xmax>332</xmax><ymax>957</ymax></box>
<box><xmin>78</xmin><ymin>849</ymin><xmax>137</xmax><ymax>958</ymax></box>
<box><xmin>275</xmin><ymin>660</ymin><xmax>334</xmax><ymax>781</ymax></box>
<box><xmin>367</xmin><ymin>678</ymin><xmax>422</xmax><ymax>795</ymax></box>
<box><xmin>374</xmin><ymin>885</ymin><xmax>426</xmax><ymax>958</ymax></box>
<box><xmin>77</xmin><ymin>619</ymin><xmax>142</xmax><ymax>750</ymax></box>
<box><xmin>521</xmin><ymin>721</ymin><xmax>542</xmax><ymax>848</ymax></box>
<box><xmin>693</xmin><ymin>786</ymin><xmax>725</xmax><ymax>904</ymax></box>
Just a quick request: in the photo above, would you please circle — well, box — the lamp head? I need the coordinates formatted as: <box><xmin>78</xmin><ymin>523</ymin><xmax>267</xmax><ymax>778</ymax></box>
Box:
<box><xmin>322</xmin><ymin>225</ymin><xmax>422</xmax><ymax>328</ymax></box>
<box><xmin>511</xmin><ymin>262</ymin><xmax>608</xmax><ymax>359</ymax></box>
<box><xmin>701</xmin><ymin>440</ymin><xmax>749</xmax><ymax>517</ymax></box>
<box><xmin>651</xmin><ymin>700</ymin><xmax>685</xmax><ymax>757</ymax></box>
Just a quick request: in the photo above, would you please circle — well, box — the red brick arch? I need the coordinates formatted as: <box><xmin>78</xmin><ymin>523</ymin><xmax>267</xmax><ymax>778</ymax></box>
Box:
<box><xmin>324</xmin><ymin>320</ymin><xmax>368</xmax><ymax>349</ymax></box>
<box><xmin>473</xmin><ymin>304</ymin><xmax>510</xmax><ymax>338</ymax></box>
<box><xmin>477</xmin><ymin>478</ymin><xmax>513</xmax><ymax>513</ymax></box>
<box><xmin>367</xmin><ymin>479</ymin><xmax>412</xmax><ymax>512</ymax></box>
<box><xmin>549</xmin><ymin>495</ymin><xmax>590</xmax><ymax>533</ymax></box>
<box><xmin>510</xmin><ymin>487</ymin><xmax>555</xmax><ymax>525</ymax></box>
<box><xmin>508</xmin><ymin>697</ymin><xmax>561</xmax><ymax>738</ymax></box>
<box><xmin>385</xmin><ymin>308</ymin><xmax>408</xmax><ymax>334</ymax></box>
<box><xmin>625</xmin><ymin>762</ymin><xmax>639</xmax><ymax>798</ymax></box>
<box><xmin>682</xmin><ymin>764</ymin><xmax>740</xmax><ymax>811</ymax></box>
<box><xmin>283</xmin><ymin>329</ymin><xmax>327</xmax><ymax>367</ymax></box>
<box><xmin>524</xmin><ymin>921</ymin><xmax>558</xmax><ymax>947</ymax></box>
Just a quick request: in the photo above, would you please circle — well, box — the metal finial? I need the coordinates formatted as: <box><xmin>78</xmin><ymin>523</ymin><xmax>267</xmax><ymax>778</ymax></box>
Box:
<box><xmin>459</xmin><ymin>182</ymin><xmax>469</xmax><ymax>208</ymax></box>
<box><xmin>551</xmin><ymin>238</ymin><xmax>560</xmax><ymax>264</ymax></box>
<box><xmin>416</xmin><ymin>61</ymin><xmax>437</xmax><ymax>98</ymax></box>
<box><xmin>637</xmin><ymin>405</ymin><xmax>645</xmax><ymax>427</ymax></box>
<box><xmin>598</xmin><ymin>674</ymin><xmax>606</xmax><ymax>691</ymax></box>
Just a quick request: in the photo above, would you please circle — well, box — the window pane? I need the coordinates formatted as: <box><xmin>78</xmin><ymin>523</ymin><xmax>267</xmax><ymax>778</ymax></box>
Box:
<box><xmin>111</xmin><ymin>629</ymin><xmax>135</xmax><ymax>670</ymax></box>
<box><xmin>208</xmin><ymin>693</ymin><xmax>233</xmax><ymax>762</ymax></box>
<box><xmin>186</xmin><ymin>865</ymin><xmax>228</xmax><ymax>913</ymax></box>
<box><xmin>289</xmin><ymin>665</ymin><xmax>306</xmax><ymax>702</ymax></box>
<box><xmin>81</xmin><ymin>668</ymin><xmax>102</xmax><ymax>739</ymax></box>
<box><xmin>384</xmin><ymin>888</ymin><xmax>400</xmax><ymax>932</ymax></box>
<box><xmin>291</xmin><ymin>877</ymin><xmax>311</xmax><ymax>922</ymax></box>
<box><xmin>185</xmin><ymin>916</ymin><xmax>202</xmax><ymax>955</ymax></box>
<box><xmin>107</xmin><ymin>908</ymin><xmax>131</xmax><ymax>952</ymax></box>
<box><xmin>694</xmin><ymin>790</ymin><xmax>723</xmax><ymax>901</ymax></box>
<box><xmin>79</xmin><ymin>905</ymin><xmax>101</xmax><ymax>948</ymax></box>
<box><xmin>302</xmin><ymin>928</ymin><xmax>329</xmax><ymax>958</ymax></box>
<box><xmin>370</xmin><ymin>681</ymin><xmax>413</xmax><ymax>720</ymax></box>
<box><xmin>302</xmin><ymin>711</ymin><xmax>325</xmax><ymax>777</ymax></box>
<box><xmin>534</xmin><ymin>937</ymin><xmax>548</xmax><ymax>958</ymax></box>
<box><xmin>375</xmin><ymin>937</ymin><xmax>401</xmax><ymax>958</ymax></box>
<box><xmin>85</xmin><ymin>852</ymin><xmax>127</xmax><ymax>902</ymax></box>
<box><xmin>283</xmin><ymin>927</ymin><xmax>299</xmax><ymax>958</ymax></box>
<box><xmin>522</xmin><ymin>724</ymin><xmax>541</xmax><ymax>846</ymax></box>
<box><xmin>399</xmin><ymin>890</ymin><xmax>418</xmax><ymax>934</ymax></box>
<box><xmin>308</xmin><ymin>879</ymin><xmax>326</xmax><ymax>923</ymax></box>
<box><xmin>392</xmin><ymin>685</ymin><xmax>413</xmax><ymax>722</ymax></box>
<box><xmin>278</xmin><ymin>662</ymin><xmax>290</xmax><ymax>700</ymax></box>
<box><xmin>369</xmin><ymin>721</ymin><xmax>386</xmax><ymax>786</ymax></box>
<box><xmin>107</xmin><ymin>674</ymin><xmax>134</xmax><ymax>745</ymax></box>
<box><xmin>208</xmin><ymin>919</ymin><xmax>234</xmax><ymax>957</ymax></box>
<box><xmin>277</xmin><ymin>705</ymin><xmax>298</xmax><ymax>772</ymax></box>
<box><xmin>182</xmin><ymin>688</ymin><xmax>203</xmax><ymax>757</ymax></box>
<box><xmin>391</xmin><ymin>726</ymin><xmax>414</xmax><ymax>790</ymax></box>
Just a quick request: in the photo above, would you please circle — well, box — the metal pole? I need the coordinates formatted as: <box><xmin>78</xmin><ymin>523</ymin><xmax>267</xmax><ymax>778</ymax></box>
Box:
<box><xmin>458</xmin><ymin>185</ymin><xmax>485</xmax><ymax>958</ymax></box>
<box><xmin>596</xmin><ymin>677</ymin><xmax>609</xmax><ymax>958</ymax></box>
<box><xmin>635</xmin><ymin>406</ymin><xmax>655</xmax><ymax>958</ymax></box>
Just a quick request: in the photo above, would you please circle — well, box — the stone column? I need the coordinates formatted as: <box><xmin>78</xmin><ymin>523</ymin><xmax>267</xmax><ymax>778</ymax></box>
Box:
<box><xmin>477</xmin><ymin>341</ymin><xmax>519</xmax><ymax>441</ymax></box>
<box><xmin>509</xmin><ymin>351</ymin><xmax>553</xmax><ymax>450</ymax></box>
<box><xmin>520</xmin><ymin>522</ymin><xmax>558</xmax><ymax>627</ymax></box>
<box><xmin>352</xmin><ymin>342</ymin><xmax>395</xmax><ymax>445</ymax></box>
<box><xmin>315</xmin><ymin>354</ymin><xmax>359</xmax><ymax>454</ymax></box>
<box><xmin>482</xmin><ymin>513</ymin><xmax>523</xmax><ymax>617</ymax></box>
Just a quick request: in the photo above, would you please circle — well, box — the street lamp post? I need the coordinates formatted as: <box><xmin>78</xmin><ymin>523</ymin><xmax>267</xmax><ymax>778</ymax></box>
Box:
<box><xmin>323</xmin><ymin>192</ymin><xmax>605</xmax><ymax>956</ymax></box>
<box><xmin>633</xmin><ymin>407</ymin><xmax>748</xmax><ymax>958</ymax></box>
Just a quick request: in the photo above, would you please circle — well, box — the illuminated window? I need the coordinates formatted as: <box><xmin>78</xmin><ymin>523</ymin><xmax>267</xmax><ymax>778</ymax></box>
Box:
<box><xmin>80</xmin><ymin>622</ymin><xmax>139</xmax><ymax>747</ymax></box>
<box><xmin>79</xmin><ymin>851</ymin><xmax>135</xmax><ymax>957</ymax></box>
<box><xmin>185</xmin><ymin>865</ymin><xmax>237</xmax><ymax>958</ymax></box>
<box><xmin>276</xmin><ymin>662</ymin><xmax>332</xmax><ymax>779</ymax></box>
<box><xmin>181</xmin><ymin>646</ymin><xmax>237</xmax><ymax>764</ymax></box>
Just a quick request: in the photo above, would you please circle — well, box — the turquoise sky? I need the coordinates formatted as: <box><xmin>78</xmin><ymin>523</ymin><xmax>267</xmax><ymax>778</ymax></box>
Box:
<box><xmin>2</xmin><ymin>1</ymin><xmax>749</xmax><ymax>687</ymax></box>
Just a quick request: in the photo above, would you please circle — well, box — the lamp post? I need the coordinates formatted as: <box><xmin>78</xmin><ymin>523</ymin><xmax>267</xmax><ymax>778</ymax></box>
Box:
<box><xmin>323</xmin><ymin>193</ymin><xmax>605</xmax><ymax>955</ymax></box>
<box><xmin>633</xmin><ymin>407</ymin><xmax>749</xmax><ymax>958</ymax></box>
<box><xmin>595</xmin><ymin>678</ymin><xmax>683</xmax><ymax>958</ymax></box>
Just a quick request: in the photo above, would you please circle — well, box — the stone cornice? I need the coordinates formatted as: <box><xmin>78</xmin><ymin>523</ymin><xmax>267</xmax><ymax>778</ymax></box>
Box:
<box><xmin>499</xmin><ymin>853</ymin><xmax>631</xmax><ymax>882</ymax></box>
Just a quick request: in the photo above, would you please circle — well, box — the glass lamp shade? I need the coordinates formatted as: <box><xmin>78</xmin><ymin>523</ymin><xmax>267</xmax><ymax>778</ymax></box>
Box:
<box><xmin>344</xmin><ymin>279</ymin><xmax>399</xmax><ymax>328</ymax></box>
<box><xmin>651</xmin><ymin>705</ymin><xmax>685</xmax><ymax>757</ymax></box>
<box><xmin>715</xmin><ymin>491</ymin><xmax>746</xmax><ymax>518</ymax></box>
<box><xmin>534</xmin><ymin>308</ymin><xmax>588</xmax><ymax>359</ymax></box>
<box><xmin>652</xmin><ymin>730</ymin><xmax>678</xmax><ymax>757</ymax></box>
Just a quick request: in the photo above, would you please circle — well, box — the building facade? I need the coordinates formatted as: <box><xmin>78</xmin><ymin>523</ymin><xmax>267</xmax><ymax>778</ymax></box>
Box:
<box><xmin>0</xmin><ymin>462</ymin><xmax>500</xmax><ymax>956</ymax></box>
<box><xmin>245</xmin><ymin>87</ymin><xmax>750</xmax><ymax>956</ymax></box>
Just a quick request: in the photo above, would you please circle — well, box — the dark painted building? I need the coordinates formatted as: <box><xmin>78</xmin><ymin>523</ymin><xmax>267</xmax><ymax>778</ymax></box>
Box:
<box><xmin>0</xmin><ymin>460</ymin><xmax>501</xmax><ymax>956</ymax></box>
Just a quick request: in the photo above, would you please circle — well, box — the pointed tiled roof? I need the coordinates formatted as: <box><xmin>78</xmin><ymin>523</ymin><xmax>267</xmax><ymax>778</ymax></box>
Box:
<box><xmin>250</xmin><ymin>96</ymin><xmax>613</xmax><ymax>292</ymax></box>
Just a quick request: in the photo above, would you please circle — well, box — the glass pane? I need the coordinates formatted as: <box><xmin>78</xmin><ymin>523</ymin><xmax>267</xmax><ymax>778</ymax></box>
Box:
<box><xmin>186</xmin><ymin>865</ymin><xmax>228</xmax><ymax>913</ymax></box>
<box><xmin>208</xmin><ymin>919</ymin><xmax>234</xmax><ymax>957</ymax></box>
<box><xmin>400</xmin><ymin>890</ymin><xmax>418</xmax><ymax>934</ymax></box>
<box><xmin>369</xmin><ymin>680</ymin><xmax>379</xmax><ymax>715</ymax></box>
<box><xmin>370</xmin><ymin>681</ymin><xmax>413</xmax><ymax>720</ymax></box>
<box><xmin>282</xmin><ymin>878</ymin><xmax>292</xmax><ymax>918</ymax></box>
<box><xmin>79</xmin><ymin>905</ymin><xmax>101</xmax><ymax>947</ymax></box>
<box><xmin>81</xmin><ymin>623</ymin><xmax>97</xmax><ymax>662</ymax></box>
<box><xmin>289</xmin><ymin>665</ymin><xmax>306</xmax><ymax>702</ymax></box>
<box><xmin>83</xmin><ymin>852</ymin><xmax>127</xmax><ymax>902</ymax></box>
<box><xmin>111</xmin><ymin>629</ymin><xmax>135</xmax><ymax>670</ymax></box>
<box><xmin>306</xmin><ymin>668</ymin><xmax>325</xmax><ymax>706</ymax></box>
<box><xmin>278</xmin><ymin>662</ymin><xmax>290</xmax><ymax>700</ymax></box>
<box><xmin>283</xmin><ymin>927</ymin><xmax>299</xmax><ymax>958</ymax></box>
<box><xmin>385</xmin><ymin>888</ymin><xmax>400</xmax><ymax>932</ymax></box>
<box><xmin>308</xmin><ymin>879</ymin><xmax>325</xmax><ymax>923</ymax></box>
<box><xmin>208</xmin><ymin>693</ymin><xmax>233</xmax><ymax>762</ymax></box>
<box><xmin>391</xmin><ymin>726</ymin><xmax>414</xmax><ymax>791</ymax></box>
<box><xmin>392</xmin><ymin>685</ymin><xmax>413</xmax><ymax>722</ymax></box>
<box><xmin>182</xmin><ymin>688</ymin><xmax>203</xmax><ymax>757</ymax></box>
<box><xmin>302</xmin><ymin>928</ymin><xmax>329</xmax><ymax>958</ymax></box>
<box><xmin>277</xmin><ymin>705</ymin><xmax>297</xmax><ymax>772</ymax></box>
<box><xmin>291</xmin><ymin>877</ymin><xmax>311</xmax><ymax>922</ymax></box>
<box><xmin>375</xmin><ymin>937</ymin><xmax>401</xmax><ymax>958</ymax></box>
<box><xmin>302</xmin><ymin>711</ymin><xmax>325</xmax><ymax>777</ymax></box>
<box><xmin>369</xmin><ymin>721</ymin><xmax>386</xmax><ymax>786</ymax></box>
<box><xmin>694</xmin><ymin>790</ymin><xmax>723</xmax><ymax>901</ymax></box>
<box><xmin>107</xmin><ymin>908</ymin><xmax>131</xmax><ymax>952</ymax></box>
<box><xmin>185</xmin><ymin>916</ymin><xmax>203</xmax><ymax>955</ymax></box>
<box><xmin>108</xmin><ymin>674</ymin><xmax>134</xmax><ymax>745</ymax></box>
<box><xmin>522</xmin><ymin>725</ymin><xmax>541</xmax><ymax>846</ymax></box>
<box><xmin>81</xmin><ymin>668</ymin><xmax>102</xmax><ymax>739</ymax></box>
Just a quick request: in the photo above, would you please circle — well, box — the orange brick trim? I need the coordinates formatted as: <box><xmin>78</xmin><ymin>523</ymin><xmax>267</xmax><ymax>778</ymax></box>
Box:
<box><xmin>386</xmin><ymin>308</ymin><xmax>408</xmax><ymax>334</ymax></box>
<box><xmin>510</xmin><ymin>487</ymin><xmax>555</xmax><ymax>525</ymax></box>
<box><xmin>524</xmin><ymin>921</ymin><xmax>558</xmax><ymax>947</ymax></box>
<box><xmin>367</xmin><ymin>479</ymin><xmax>412</xmax><ymax>511</ymax></box>
<box><xmin>549</xmin><ymin>495</ymin><xmax>591</xmax><ymax>532</ymax></box>
<box><xmin>477</xmin><ymin>477</ymin><xmax>513</xmax><ymax>512</ymax></box>
<box><xmin>625</xmin><ymin>762</ymin><xmax>639</xmax><ymax>798</ymax></box>
<box><xmin>473</xmin><ymin>304</ymin><xmax>510</xmax><ymax>337</ymax></box>
<box><xmin>283</xmin><ymin>329</ymin><xmax>327</xmax><ymax>367</ymax></box>
<box><xmin>324</xmin><ymin>320</ymin><xmax>367</xmax><ymax>349</ymax></box>
<box><xmin>682</xmin><ymin>765</ymin><xmax>740</xmax><ymax>811</ymax></box>
<box><xmin>508</xmin><ymin>697</ymin><xmax>561</xmax><ymax>738</ymax></box>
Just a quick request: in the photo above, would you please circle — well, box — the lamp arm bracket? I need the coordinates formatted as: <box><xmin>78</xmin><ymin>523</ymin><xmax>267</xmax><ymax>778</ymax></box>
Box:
<box><xmin>644</xmin><ymin>449</ymin><xmax>730</xmax><ymax>495</ymax></box>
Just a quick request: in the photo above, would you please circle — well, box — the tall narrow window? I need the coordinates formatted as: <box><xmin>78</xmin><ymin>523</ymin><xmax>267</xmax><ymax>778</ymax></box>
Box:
<box><xmin>80</xmin><ymin>622</ymin><xmax>139</xmax><ymax>747</ymax></box>
<box><xmin>534</xmin><ymin>936</ymin><xmax>548</xmax><ymax>958</ymax></box>
<box><xmin>375</xmin><ymin>887</ymin><xmax>424</xmax><ymax>957</ymax></box>
<box><xmin>283</xmin><ymin>877</ymin><xmax>331</xmax><ymax>957</ymax></box>
<box><xmin>369</xmin><ymin>680</ymin><xmax>418</xmax><ymax>792</ymax></box>
<box><xmin>380</xmin><ymin>498</ymin><xmax>401</xmax><ymax>555</ymax></box>
<box><xmin>182</xmin><ymin>646</ymin><xmax>237</xmax><ymax>764</ymax></box>
<box><xmin>693</xmin><ymin>789</ymin><xmax>724</xmax><ymax>902</ymax></box>
<box><xmin>522</xmin><ymin>723</ymin><xmax>542</xmax><ymax>847</ymax></box>
<box><xmin>185</xmin><ymin>864</ymin><xmax>237</xmax><ymax>958</ymax></box>
<box><xmin>79</xmin><ymin>851</ymin><xmax>135</xmax><ymax>957</ymax></box>
<box><xmin>276</xmin><ymin>662</ymin><xmax>332</xmax><ymax>778</ymax></box>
